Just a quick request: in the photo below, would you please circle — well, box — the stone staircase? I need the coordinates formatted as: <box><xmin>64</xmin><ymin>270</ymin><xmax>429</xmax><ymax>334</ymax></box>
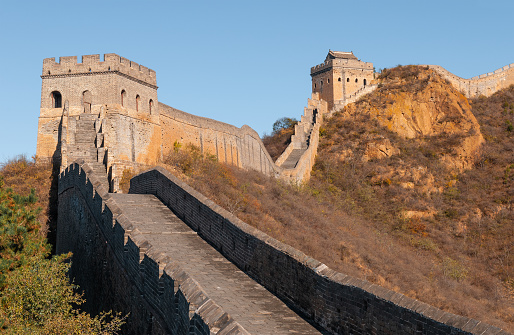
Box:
<box><xmin>67</xmin><ymin>113</ymin><xmax>109</xmax><ymax>189</ymax></box>
<box><xmin>280</xmin><ymin>148</ymin><xmax>305</xmax><ymax>169</ymax></box>
<box><xmin>275</xmin><ymin>96</ymin><xmax>324</xmax><ymax>176</ymax></box>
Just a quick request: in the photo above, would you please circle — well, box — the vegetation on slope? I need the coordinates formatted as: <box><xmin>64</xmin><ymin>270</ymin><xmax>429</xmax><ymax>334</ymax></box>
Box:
<box><xmin>161</xmin><ymin>66</ymin><xmax>513</xmax><ymax>331</ymax></box>
<box><xmin>311</xmin><ymin>66</ymin><xmax>513</xmax><ymax>330</ymax></box>
<box><xmin>262</xmin><ymin>117</ymin><xmax>298</xmax><ymax>161</ymax></box>
<box><xmin>0</xmin><ymin>157</ymin><xmax>124</xmax><ymax>334</ymax></box>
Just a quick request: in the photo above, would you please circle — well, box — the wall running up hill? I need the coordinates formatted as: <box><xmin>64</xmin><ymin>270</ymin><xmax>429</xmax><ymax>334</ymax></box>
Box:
<box><xmin>159</xmin><ymin>102</ymin><xmax>279</xmax><ymax>176</ymax></box>
<box><xmin>129</xmin><ymin>167</ymin><xmax>507</xmax><ymax>335</ymax></box>
<box><xmin>428</xmin><ymin>64</ymin><xmax>514</xmax><ymax>98</ymax></box>
<box><xmin>57</xmin><ymin>162</ymin><xmax>248</xmax><ymax>334</ymax></box>
<box><xmin>57</xmin><ymin>161</ymin><xmax>507</xmax><ymax>334</ymax></box>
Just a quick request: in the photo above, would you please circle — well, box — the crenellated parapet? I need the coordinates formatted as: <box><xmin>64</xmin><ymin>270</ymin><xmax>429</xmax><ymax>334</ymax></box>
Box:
<box><xmin>311</xmin><ymin>51</ymin><xmax>374</xmax><ymax>111</ymax></box>
<box><xmin>428</xmin><ymin>64</ymin><xmax>514</xmax><ymax>98</ymax></box>
<box><xmin>310</xmin><ymin>57</ymin><xmax>373</xmax><ymax>76</ymax></box>
<box><xmin>42</xmin><ymin>53</ymin><xmax>157</xmax><ymax>88</ymax></box>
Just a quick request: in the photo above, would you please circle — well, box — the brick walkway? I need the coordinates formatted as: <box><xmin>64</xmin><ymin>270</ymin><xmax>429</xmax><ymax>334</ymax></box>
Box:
<box><xmin>110</xmin><ymin>193</ymin><xmax>320</xmax><ymax>335</ymax></box>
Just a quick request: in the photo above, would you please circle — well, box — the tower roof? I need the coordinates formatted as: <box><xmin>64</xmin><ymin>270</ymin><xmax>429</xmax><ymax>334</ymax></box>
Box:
<box><xmin>325</xmin><ymin>50</ymin><xmax>358</xmax><ymax>61</ymax></box>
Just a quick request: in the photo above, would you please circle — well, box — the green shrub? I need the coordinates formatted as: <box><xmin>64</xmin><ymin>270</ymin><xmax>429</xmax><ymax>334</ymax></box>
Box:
<box><xmin>0</xmin><ymin>177</ymin><xmax>125</xmax><ymax>333</ymax></box>
<box><xmin>442</xmin><ymin>257</ymin><xmax>468</xmax><ymax>281</ymax></box>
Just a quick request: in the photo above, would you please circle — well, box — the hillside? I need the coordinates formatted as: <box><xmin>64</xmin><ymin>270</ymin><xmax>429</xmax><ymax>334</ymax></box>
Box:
<box><xmin>311</xmin><ymin>65</ymin><xmax>513</xmax><ymax>330</ymax></box>
<box><xmin>163</xmin><ymin>66</ymin><xmax>513</xmax><ymax>331</ymax></box>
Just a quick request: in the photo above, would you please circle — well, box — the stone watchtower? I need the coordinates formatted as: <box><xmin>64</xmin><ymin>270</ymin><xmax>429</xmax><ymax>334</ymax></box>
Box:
<box><xmin>36</xmin><ymin>54</ymin><xmax>162</xmax><ymax>191</ymax></box>
<box><xmin>310</xmin><ymin>50</ymin><xmax>374</xmax><ymax>111</ymax></box>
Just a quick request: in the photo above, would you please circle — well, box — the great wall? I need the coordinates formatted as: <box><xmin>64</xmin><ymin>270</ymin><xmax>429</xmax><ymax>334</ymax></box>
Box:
<box><xmin>38</xmin><ymin>52</ymin><xmax>513</xmax><ymax>334</ymax></box>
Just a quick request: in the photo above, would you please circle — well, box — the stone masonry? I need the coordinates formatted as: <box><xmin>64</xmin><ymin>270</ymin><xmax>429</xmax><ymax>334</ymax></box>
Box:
<box><xmin>57</xmin><ymin>162</ymin><xmax>509</xmax><ymax>334</ymax></box>
<box><xmin>50</xmin><ymin>52</ymin><xmax>513</xmax><ymax>334</ymax></box>
<box><xmin>311</xmin><ymin>51</ymin><xmax>375</xmax><ymax>111</ymax></box>
<box><xmin>37</xmin><ymin>52</ymin><xmax>514</xmax><ymax>187</ymax></box>
<box><xmin>428</xmin><ymin>64</ymin><xmax>514</xmax><ymax>98</ymax></box>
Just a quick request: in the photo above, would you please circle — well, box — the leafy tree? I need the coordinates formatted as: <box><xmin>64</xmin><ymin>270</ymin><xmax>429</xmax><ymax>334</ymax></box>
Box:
<box><xmin>272</xmin><ymin>117</ymin><xmax>298</xmax><ymax>135</ymax></box>
<box><xmin>0</xmin><ymin>176</ymin><xmax>124</xmax><ymax>334</ymax></box>
<box><xmin>0</xmin><ymin>176</ymin><xmax>48</xmax><ymax>287</ymax></box>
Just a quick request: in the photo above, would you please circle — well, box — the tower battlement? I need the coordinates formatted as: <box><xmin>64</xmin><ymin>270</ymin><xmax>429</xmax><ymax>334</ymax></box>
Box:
<box><xmin>310</xmin><ymin>51</ymin><xmax>374</xmax><ymax>110</ymax></box>
<box><xmin>42</xmin><ymin>53</ymin><xmax>157</xmax><ymax>87</ymax></box>
<box><xmin>311</xmin><ymin>57</ymin><xmax>373</xmax><ymax>76</ymax></box>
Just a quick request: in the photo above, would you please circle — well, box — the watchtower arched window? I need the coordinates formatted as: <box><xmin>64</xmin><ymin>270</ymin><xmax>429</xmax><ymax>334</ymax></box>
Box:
<box><xmin>51</xmin><ymin>91</ymin><xmax>62</xmax><ymax>108</ymax></box>
<box><xmin>149</xmin><ymin>99</ymin><xmax>154</xmax><ymax>115</ymax></box>
<box><xmin>82</xmin><ymin>90</ymin><xmax>92</xmax><ymax>113</ymax></box>
<box><xmin>347</xmin><ymin>78</ymin><xmax>350</xmax><ymax>82</ymax></box>
<box><xmin>355</xmin><ymin>78</ymin><xmax>358</xmax><ymax>83</ymax></box>
<box><xmin>363</xmin><ymin>79</ymin><xmax>367</xmax><ymax>86</ymax></box>
<box><xmin>136</xmin><ymin>95</ymin><xmax>140</xmax><ymax>112</ymax></box>
<box><xmin>121</xmin><ymin>90</ymin><xmax>127</xmax><ymax>107</ymax></box>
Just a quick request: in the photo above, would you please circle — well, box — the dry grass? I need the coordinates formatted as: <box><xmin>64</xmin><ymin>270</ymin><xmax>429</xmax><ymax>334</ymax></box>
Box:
<box><xmin>160</xmin><ymin>69</ymin><xmax>514</xmax><ymax>331</ymax></box>
<box><xmin>262</xmin><ymin>123</ymin><xmax>296</xmax><ymax>161</ymax></box>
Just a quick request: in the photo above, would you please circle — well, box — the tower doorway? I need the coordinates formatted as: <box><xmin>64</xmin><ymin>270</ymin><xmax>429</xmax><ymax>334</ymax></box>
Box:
<box><xmin>83</xmin><ymin>90</ymin><xmax>92</xmax><ymax>113</ymax></box>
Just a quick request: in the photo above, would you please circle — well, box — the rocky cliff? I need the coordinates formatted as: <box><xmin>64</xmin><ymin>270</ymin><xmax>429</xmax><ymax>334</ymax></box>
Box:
<box><xmin>340</xmin><ymin>65</ymin><xmax>483</xmax><ymax>171</ymax></box>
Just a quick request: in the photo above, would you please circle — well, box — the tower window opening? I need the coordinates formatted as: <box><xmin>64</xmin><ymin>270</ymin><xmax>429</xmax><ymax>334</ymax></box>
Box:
<box><xmin>364</xmin><ymin>79</ymin><xmax>367</xmax><ymax>86</ymax></box>
<box><xmin>121</xmin><ymin>90</ymin><xmax>127</xmax><ymax>107</ymax></box>
<box><xmin>338</xmin><ymin>77</ymin><xmax>341</xmax><ymax>82</ymax></box>
<box><xmin>314</xmin><ymin>83</ymin><xmax>317</xmax><ymax>88</ymax></box>
<box><xmin>136</xmin><ymin>95</ymin><xmax>140</xmax><ymax>112</ymax></box>
<box><xmin>355</xmin><ymin>78</ymin><xmax>358</xmax><ymax>83</ymax></box>
<box><xmin>347</xmin><ymin>78</ymin><xmax>349</xmax><ymax>82</ymax></box>
<box><xmin>149</xmin><ymin>99</ymin><xmax>154</xmax><ymax>114</ymax></box>
<box><xmin>328</xmin><ymin>78</ymin><xmax>330</xmax><ymax>83</ymax></box>
<box><xmin>51</xmin><ymin>91</ymin><xmax>62</xmax><ymax>108</ymax></box>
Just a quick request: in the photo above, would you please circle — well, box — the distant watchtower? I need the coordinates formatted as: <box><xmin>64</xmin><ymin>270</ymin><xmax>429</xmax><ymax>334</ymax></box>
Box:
<box><xmin>311</xmin><ymin>50</ymin><xmax>374</xmax><ymax>111</ymax></box>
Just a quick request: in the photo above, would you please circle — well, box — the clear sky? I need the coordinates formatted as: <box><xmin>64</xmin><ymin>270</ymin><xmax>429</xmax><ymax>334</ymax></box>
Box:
<box><xmin>1</xmin><ymin>0</ymin><xmax>513</xmax><ymax>162</ymax></box>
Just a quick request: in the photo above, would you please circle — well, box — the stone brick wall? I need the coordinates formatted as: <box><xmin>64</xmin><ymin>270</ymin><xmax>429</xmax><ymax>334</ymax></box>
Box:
<box><xmin>159</xmin><ymin>102</ymin><xmax>279</xmax><ymax>176</ymax></box>
<box><xmin>129</xmin><ymin>167</ymin><xmax>508</xmax><ymax>335</ymax></box>
<box><xmin>37</xmin><ymin>54</ymin><xmax>159</xmax><ymax>164</ymax></box>
<box><xmin>428</xmin><ymin>64</ymin><xmax>514</xmax><ymax>98</ymax></box>
<box><xmin>57</xmin><ymin>162</ymin><xmax>246</xmax><ymax>334</ymax></box>
<box><xmin>42</xmin><ymin>54</ymin><xmax>156</xmax><ymax>86</ymax></box>
<box><xmin>311</xmin><ymin>56</ymin><xmax>374</xmax><ymax>111</ymax></box>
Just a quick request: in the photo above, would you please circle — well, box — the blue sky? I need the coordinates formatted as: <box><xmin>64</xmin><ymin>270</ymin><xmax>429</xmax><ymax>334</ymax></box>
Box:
<box><xmin>1</xmin><ymin>0</ymin><xmax>513</xmax><ymax>161</ymax></box>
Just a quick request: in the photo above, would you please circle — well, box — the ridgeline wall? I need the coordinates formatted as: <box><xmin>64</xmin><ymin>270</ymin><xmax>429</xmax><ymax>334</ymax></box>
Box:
<box><xmin>159</xmin><ymin>102</ymin><xmax>279</xmax><ymax>177</ymax></box>
<box><xmin>428</xmin><ymin>64</ymin><xmax>514</xmax><ymax>98</ymax></box>
<box><xmin>57</xmin><ymin>162</ymin><xmax>249</xmax><ymax>334</ymax></box>
<box><xmin>57</xmin><ymin>161</ymin><xmax>508</xmax><ymax>334</ymax></box>
<box><xmin>128</xmin><ymin>167</ymin><xmax>506</xmax><ymax>335</ymax></box>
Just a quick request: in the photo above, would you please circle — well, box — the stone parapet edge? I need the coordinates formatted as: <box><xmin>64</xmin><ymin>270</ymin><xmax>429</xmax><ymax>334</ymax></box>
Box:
<box><xmin>129</xmin><ymin>166</ymin><xmax>510</xmax><ymax>335</ymax></box>
<box><xmin>58</xmin><ymin>161</ymin><xmax>250</xmax><ymax>334</ymax></box>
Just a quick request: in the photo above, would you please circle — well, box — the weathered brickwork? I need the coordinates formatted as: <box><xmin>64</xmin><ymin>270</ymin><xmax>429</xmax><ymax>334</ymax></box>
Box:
<box><xmin>37</xmin><ymin>54</ymin><xmax>161</xmax><ymax>190</ymax></box>
<box><xmin>311</xmin><ymin>51</ymin><xmax>374</xmax><ymax>111</ymax></box>
<box><xmin>129</xmin><ymin>167</ymin><xmax>510</xmax><ymax>335</ymax></box>
<box><xmin>57</xmin><ymin>162</ymin><xmax>250</xmax><ymax>334</ymax></box>
<box><xmin>428</xmin><ymin>64</ymin><xmax>514</xmax><ymax>98</ymax></box>
<box><xmin>36</xmin><ymin>54</ymin><xmax>302</xmax><ymax>187</ymax></box>
<box><xmin>37</xmin><ymin>52</ymin><xmax>514</xmax><ymax>187</ymax></box>
<box><xmin>49</xmin><ymin>52</ymin><xmax>514</xmax><ymax>334</ymax></box>
<box><xmin>159</xmin><ymin>103</ymin><xmax>278</xmax><ymax>175</ymax></box>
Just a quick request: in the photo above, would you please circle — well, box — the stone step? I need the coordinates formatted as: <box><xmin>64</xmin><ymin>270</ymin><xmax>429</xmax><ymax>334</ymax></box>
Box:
<box><xmin>280</xmin><ymin>148</ymin><xmax>305</xmax><ymax>169</ymax></box>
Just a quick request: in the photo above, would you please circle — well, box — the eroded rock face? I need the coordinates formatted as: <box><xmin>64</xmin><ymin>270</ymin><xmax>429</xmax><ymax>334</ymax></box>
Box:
<box><xmin>362</xmin><ymin>138</ymin><xmax>400</xmax><ymax>162</ymax></box>
<box><xmin>342</xmin><ymin>66</ymin><xmax>484</xmax><ymax>171</ymax></box>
